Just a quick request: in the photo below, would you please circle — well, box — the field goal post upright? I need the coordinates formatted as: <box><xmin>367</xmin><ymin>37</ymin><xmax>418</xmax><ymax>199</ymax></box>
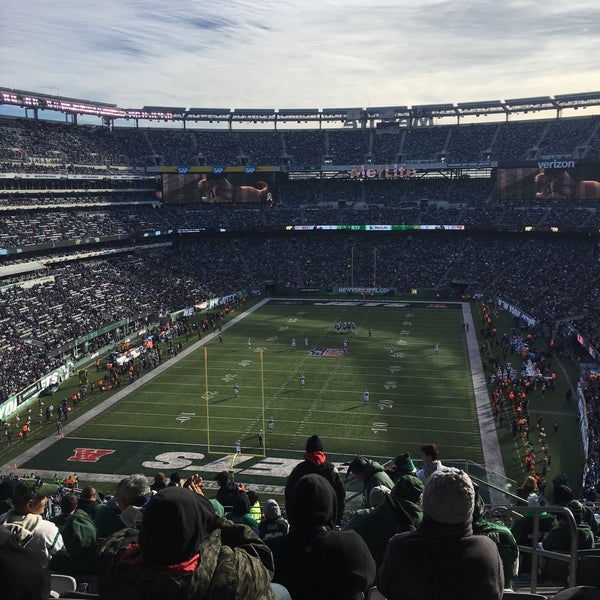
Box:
<box><xmin>204</xmin><ymin>346</ymin><xmax>211</xmax><ymax>451</ymax></box>
<box><xmin>260</xmin><ymin>349</ymin><xmax>266</xmax><ymax>457</ymax></box>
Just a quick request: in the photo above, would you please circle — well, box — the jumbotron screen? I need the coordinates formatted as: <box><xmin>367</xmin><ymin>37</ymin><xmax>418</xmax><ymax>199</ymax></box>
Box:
<box><xmin>496</xmin><ymin>160</ymin><xmax>600</xmax><ymax>201</ymax></box>
<box><xmin>161</xmin><ymin>170</ymin><xmax>280</xmax><ymax>205</ymax></box>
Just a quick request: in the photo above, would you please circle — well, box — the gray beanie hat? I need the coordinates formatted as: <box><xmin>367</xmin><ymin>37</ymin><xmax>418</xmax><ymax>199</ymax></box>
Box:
<box><xmin>264</xmin><ymin>498</ymin><xmax>281</xmax><ymax>519</ymax></box>
<box><xmin>422</xmin><ymin>468</ymin><xmax>475</xmax><ymax>524</ymax></box>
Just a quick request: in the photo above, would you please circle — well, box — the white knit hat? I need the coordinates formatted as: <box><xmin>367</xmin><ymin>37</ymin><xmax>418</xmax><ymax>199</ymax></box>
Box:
<box><xmin>422</xmin><ymin>468</ymin><xmax>475</xmax><ymax>524</ymax></box>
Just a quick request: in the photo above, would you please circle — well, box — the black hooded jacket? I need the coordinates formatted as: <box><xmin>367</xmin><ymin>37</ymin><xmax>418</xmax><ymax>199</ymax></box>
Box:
<box><xmin>268</xmin><ymin>474</ymin><xmax>375</xmax><ymax>600</ymax></box>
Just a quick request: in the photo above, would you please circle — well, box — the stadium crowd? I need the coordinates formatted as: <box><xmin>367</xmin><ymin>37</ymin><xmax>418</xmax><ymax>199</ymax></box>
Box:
<box><xmin>1</xmin><ymin>113</ymin><xmax>600</xmax><ymax>597</ymax></box>
<box><xmin>2</xmin><ymin>437</ymin><xmax>599</xmax><ymax>598</ymax></box>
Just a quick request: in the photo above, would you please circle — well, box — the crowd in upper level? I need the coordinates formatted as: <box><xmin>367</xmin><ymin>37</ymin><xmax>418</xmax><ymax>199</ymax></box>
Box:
<box><xmin>1</xmin><ymin>112</ymin><xmax>600</xmax><ymax>167</ymax></box>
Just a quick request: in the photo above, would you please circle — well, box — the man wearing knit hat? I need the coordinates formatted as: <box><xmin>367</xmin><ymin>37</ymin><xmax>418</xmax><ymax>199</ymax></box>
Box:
<box><xmin>387</xmin><ymin>452</ymin><xmax>417</xmax><ymax>483</ymax></box>
<box><xmin>284</xmin><ymin>434</ymin><xmax>345</xmax><ymax>525</ymax></box>
<box><xmin>378</xmin><ymin>468</ymin><xmax>504</xmax><ymax>600</ymax></box>
<box><xmin>347</xmin><ymin>455</ymin><xmax>395</xmax><ymax>507</ymax></box>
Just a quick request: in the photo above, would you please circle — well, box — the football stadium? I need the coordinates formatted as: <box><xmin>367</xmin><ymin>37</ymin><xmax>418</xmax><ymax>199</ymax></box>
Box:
<box><xmin>1</xmin><ymin>87</ymin><xmax>600</xmax><ymax>597</ymax></box>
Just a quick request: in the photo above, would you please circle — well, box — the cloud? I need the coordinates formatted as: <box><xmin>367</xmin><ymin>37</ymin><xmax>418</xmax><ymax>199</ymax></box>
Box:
<box><xmin>1</xmin><ymin>0</ymin><xmax>598</xmax><ymax>109</ymax></box>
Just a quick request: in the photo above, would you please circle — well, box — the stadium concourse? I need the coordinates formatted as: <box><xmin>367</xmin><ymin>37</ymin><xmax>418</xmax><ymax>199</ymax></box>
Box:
<box><xmin>0</xmin><ymin>298</ymin><xmax>504</xmax><ymax>492</ymax></box>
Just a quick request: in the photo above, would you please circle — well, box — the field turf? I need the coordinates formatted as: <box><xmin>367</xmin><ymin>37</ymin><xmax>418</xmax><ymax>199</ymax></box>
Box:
<box><xmin>12</xmin><ymin>298</ymin><xmax>486</xmax><ymax>492</ymax></box>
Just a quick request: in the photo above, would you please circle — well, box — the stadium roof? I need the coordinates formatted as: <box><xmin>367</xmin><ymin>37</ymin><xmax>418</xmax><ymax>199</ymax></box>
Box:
<box><xmin>2</xmin><ymin>86</ymin><xmax>600</xmax><ymax>127</ymax></box>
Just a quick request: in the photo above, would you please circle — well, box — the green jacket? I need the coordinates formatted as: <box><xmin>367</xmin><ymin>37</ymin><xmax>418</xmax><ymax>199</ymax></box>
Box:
<box><xmin>473</xmin><ymin>518</ymin><xmax>519</xmax><ymax>587</ymax></box>
<box><xmin>50</xmin><ymin>509</ymin><xmax>98</xmax><ymax>574</ymax></box>
<box><xmin>345</xmin><ymin>494</ymin><xmax>422</xmax><ymax>566</ymax></box>
<box><xmin>97</xmin><ymin>515</ymin><xmax>275</xmax><ymax>600</ymax></box>
<box><xmin>543</xmin><ymin>523</ymin><xmax>595</xmax><ymax>553</ymax></box>
<box><xmin>359</xmin><ymin>459</ymin><xmax>395</xmax><ymax>504</ymax></box>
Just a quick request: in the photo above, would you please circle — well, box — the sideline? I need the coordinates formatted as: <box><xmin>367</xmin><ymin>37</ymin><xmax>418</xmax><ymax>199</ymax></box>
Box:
<box><xmin>1</xmin><ymin>299</ymin><xmax>271</xmax><ymax>475</ymax></box>
<box><xmin>463</xmin><ymin>303</ymin><xmax>506</xmax><ymax>482</ymax></box>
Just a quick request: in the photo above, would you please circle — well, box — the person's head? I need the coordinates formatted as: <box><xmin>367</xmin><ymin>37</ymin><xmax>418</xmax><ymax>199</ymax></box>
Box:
<box><xmin>553</xmin><ymin>484</ymin><xmax>575</xmax><ymax>505</ymax></box>
<box><xmin>152</xmin><ymin>472</ymin><xmax>166</xmax><ymax>486</ymax></box>
<box><xmin>422</xmin><ymin>468</ymin><xmax>475</xmax><ymax>525</ymax></box>
<box><xmin>169</xmin><ymin>472</ymin><xmax>181</xmax><ymax>486</ymax></box>
<box><xmin>215</xmin><ymin>471</ymin><xmax>230</xmax><ymax>487</ymax></box>
<box><xmin>368</xmin><ymin>485</ymin><xmax>391</xmax><ymax>507</ymax></box>
<box><xmin>247</xmin><ymin>490</ymin><xmax>259</xmax><ymax>506</ymax></box>
<box><xmin>347</xmin><ymin>456</ymin><xmax>369</xmax><ymax>481</ymax></box>
<box><xmin>522</xmin><ymin>475</ymin><xmax>538</xmax><ymax>493</ymax></box>
<box><xmin>138</xmin><ymin>487</ymin><xmax>217</xmax><ymax>566</ymax></box>
<box><xmin>420</xmin><ymin>444</ymin><xmax>439</xmax><ymax>463</ymax></box>
<box><xmin>566</xmin><ymin>499</ymin><xmax>583</xmax><ymax>524</ymax></box>
<box><xmin>59</xmin><ymin>493</ymin><xmax>78</xmax><ymax>516</ymax></box>
<box><xmin>305</xmin><ymin>434</ymin><xmax>324</xmax><ymax>453</ymax></box>
<box><xmin>231</xmin><ymin>490</ymin><xmax>251</xmax><ymax>517</ymax></box>
<box><xmin>287</xmin><ymin>473</ymin><xmax>337</xmax><ymax>532</ymax></box>
<box><xmin>264</xmin><ymin>498</ymin><xmax>282</xmax><ymax>520</ymax></box>
<box><xmin>394</xmin><ymin>452</ymin><xmax>416</xmax><ymax>475</ymax></box>
<box><xmin>79</xmin><ymin>486</ymin><xmax>97</xmax><ymax>501</ymax></box>
<box><xmin>114</xmin><ymin>474</ymin><xmax>151</xmax><ymax>510</ymax></box>
<box><xmin>12</xmin><ymin>479</ymin><xmax>58</xmax><ymax>516</ymax></box>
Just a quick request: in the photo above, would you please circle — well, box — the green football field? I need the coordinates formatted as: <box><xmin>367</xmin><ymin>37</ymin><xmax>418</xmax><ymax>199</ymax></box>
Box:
<box><xmin>13</xmin><ymin>298</ymin><xmax>485</xmax><ymax>491</ymax></box>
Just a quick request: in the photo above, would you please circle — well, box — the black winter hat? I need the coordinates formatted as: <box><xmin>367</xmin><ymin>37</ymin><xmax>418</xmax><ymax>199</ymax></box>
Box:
<box><xmin>139</xmin><ymin>487</ymin><xmax>216</xmax><ymax>565</ymax></box>
<box><xmin>305</xmin><ymin>435</ymin><xmax>324</xmax><ymax>453</ymax></box>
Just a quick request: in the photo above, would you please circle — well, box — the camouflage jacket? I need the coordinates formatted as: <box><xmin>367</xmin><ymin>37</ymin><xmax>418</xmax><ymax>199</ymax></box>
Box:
<box><xmin>97</xmin><ymin>516</ymin><xmax>275</xmax><ymax>600</ymax></box>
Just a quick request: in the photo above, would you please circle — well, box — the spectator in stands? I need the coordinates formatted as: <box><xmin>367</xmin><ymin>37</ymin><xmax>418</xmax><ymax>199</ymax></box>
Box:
<box><xmin>386</xmin><ymin>451</ymin><xmax>417</xmax><ymax>483</ymax></box>
<box><xmin>516</xmin><ymin>475</ymin><xmax>539</xmax><ymax>503</ymax></box>
<box><xmin>285</xmin><ymin>434</ymin><xmax>345</xmax><ymax>524</ymax></box>
<box><xmin>267</xmin><ymin>473</ymin><xmax>376</xmax><ymax>599</ymax></box>
<box><xmin>49</xmin><ymin>492</ymin><xmax>97</xmax><ymax>574</ymax></box>
<box><xmin>544</xmin><ymin>500</ymin><xmax>595</xmax><ymax>553</ymax></box>
<box><xmin>224</xmin><ymin>490</ymin><xmax>258</xmax><ymax>533</ymax></box>
<box><xmin>214</xmin><ymin>470</ymin><xmax>239</xmax><ymax>509</ymax></box>
<box><xmin>347</xmin><ymin>455</ymin><xmax>395</xmax><ymax>507</ymax></box>
<box><xmin>471</xmin><ymin>484</ymin><xmax>519</xmax><ymax>589</ymax></box>
<box><xmin>0</xmin><ymin>479</ymin><xmax>64</xmax><ymax>566</ymax></box>
<box><xmin>77</xmin><ymin>485</ymin><xmax>102</xmax><ymax>520</ymax></box>
<box><xmin>378</xmin><ymin>468</ymin><xmax>504</xmax><ymax>599</ymax></box>
<box><xmin>553</xmin><ymin>483</ymin><xmax>599</xmax><ymax>537</ymax></box>
<box><xmin>97</xmin><ymin>485</ymin><xmax>276</xmax><ymax>599</ymax></box>
<box><xmin>542</xmin><ymin>500</ymin><xmax>595</xmax><ymax>584</ymax></box>
<box><xmin>257</xmin><ymin>499</ymin><xmax>289</xmax><ymax>540</ymax></box>
<box><xmin>510</xmin><ymin>493</ymin><xmax>557</xmax><ymax>572</ymax></box>
<box><xmin>345</xmin><ymin>470</ymin><xmax>424</xmax><ymax>566</ymax></box>
<box><xmin>416</xmin><ymin>443</ymin><xmax>444</xmax><ymax>485</ymax></box>
<box><xmin>95</xmin><ymin>473</ymin><xmax>150</xmax><ymax>537</ymax></box>
<box><xmin>150</xmin><ymin>472</ymin><xmax>167</xmax><ymax>492</ymax></box>
<box><xmin>0</xmin><ymin>526</ymin><xmax>50</xmax><ymax>599</ymax></box>
<box><xmin>247</xmin><ymin>489</ymin><xmax>262</xmax><ymax>524</ymax></box>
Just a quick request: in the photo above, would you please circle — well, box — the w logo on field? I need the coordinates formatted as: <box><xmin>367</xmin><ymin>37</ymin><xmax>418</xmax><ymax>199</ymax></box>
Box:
<box><xmin>222</xmin><ymin>374</ymin><xmax>236</xmax><ymax>382</ymax></box>
<box><xmin>389</xmin><ymin>365</ymin><xmax>402</xmax><ymax>372</ymax></box>
<box><xmin>384</xmin><ymin>381</ymin><xmax>398</xmax><ymax>389</ymax></box>
<box><xmin>238</xmin><ymin>360</ymin><xmax>252</xmax><ymax>367</ymax></box>
<box><xmin>310</xmin><ymin>347</ymin><xmax>346</xmax><ymax>357</ymax></box>
<box><xmin>278</xmin><ymin>326</ymin><xmax>289</xmax><ymax>331</ymax></box>
<box><xmin>400</xmin><ymin>330</ymin><xmax>411</xmax><ymax>335</ymax></box>
<box><xmin>68</xmin><ymin>448</ymin><xmax>115</xmax><ymax>463</ymax></box>
<box><xmin>378</xmin><ymin>400</ymin><xmax>393</xmax><ymax>410</ymax></box>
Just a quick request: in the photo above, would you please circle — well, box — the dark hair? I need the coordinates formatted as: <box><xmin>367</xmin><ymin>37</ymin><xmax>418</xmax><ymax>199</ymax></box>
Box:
<box><xmin>420</xmin><ymin>444</ymin><xmax>439</xmax><ymax>460</ymax></box>
<box><xmin>60</xmin><ymin>493</ymin><xmax>78</xmax><ymax>514</ymax></box>
<box><xmin>247</xmin><ymin>490</ymin><xmax>259</xmax><ymax>505</ymax></box>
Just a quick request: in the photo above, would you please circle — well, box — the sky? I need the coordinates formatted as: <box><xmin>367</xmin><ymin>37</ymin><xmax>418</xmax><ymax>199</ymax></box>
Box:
<box><xmin>1</xmin><ymin>0</ymin><xmax>599</xmax><ymax>112</ymax></box>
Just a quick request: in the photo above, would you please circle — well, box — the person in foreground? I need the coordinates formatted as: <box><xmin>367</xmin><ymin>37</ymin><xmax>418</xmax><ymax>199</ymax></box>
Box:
<box><xmin>97</xmin><ymin>481</ymin><xmax>276</xmax><ymax>599</ymax></box>
<box><xmin>378</xmin><ymin>467</ymin><xmax>504</xmax><ymax>600</ymax></box>
<box><xmin>268</xmin><ymin>473</ymin><xmax>376</xmax><ymax>599</ymax></box>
